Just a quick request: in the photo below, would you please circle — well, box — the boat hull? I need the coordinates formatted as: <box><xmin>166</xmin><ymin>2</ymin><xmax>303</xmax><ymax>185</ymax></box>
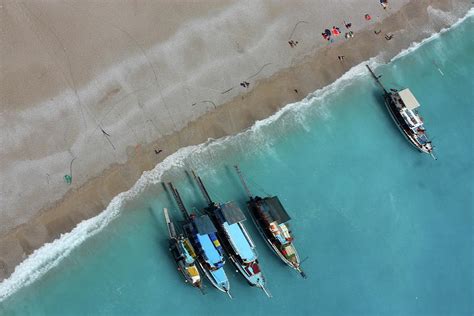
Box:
<box><xmin>383</xmin><ymin>93</ymin><xmax>431</xmax><ymax>154</ymax></box>
<box><xmin>206</xmin><ymin>206</ymin><xmax>267</xmax><ymax>289</ymax></box>
<box><xmin>247</xmin><ymin>201</ymin><xmax>302</xmax><ymax>272</ymax></box>
<box><xmin>196</xmin><ymin>260</ymin><xmax>230</xmax><ymax>293</ymax></box>
<box><xmin>168</xmin><ymin>238</ymin><xmax>202</xmax><ymax>288</ymax></box>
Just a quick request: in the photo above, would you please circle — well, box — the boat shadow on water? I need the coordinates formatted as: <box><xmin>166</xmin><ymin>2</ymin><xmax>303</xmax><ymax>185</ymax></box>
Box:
<box><xmin>370</xmin><ymin>90</ymin><xmax>403</xmax><ymax>136</ymax></box>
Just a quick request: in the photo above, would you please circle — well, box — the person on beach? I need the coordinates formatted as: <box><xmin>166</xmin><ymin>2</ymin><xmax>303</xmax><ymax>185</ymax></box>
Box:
<box><xmin>338</xmin><ymin>56</ymin><xmax>345</xmax><ymax>61</ymax></box>
<box><xmin>374</xmin><ymin>29</ymin><xmax>382</xmax><ymax>35</ymax></box>
<box><xmin>380</xmin><ymin>0</ymin><xmax>388</xmax><ymax>9</ymax></box>
<box><xmin>344</xmin><ymin>21</ymin><xmax>352</xmax><ymax>29</ymax></box>
<box><xmin>332</xmin><ymin>26</ymin><xmax>341</xmax><ymax>36</ymax></box>
<box><xmin>288</xmin><ymin>40</ymin><xmax>299</xmax><ymax>47</ymax></box>
<box><xmin>365</xmin><ymin>14</ymin><xmax>371</xmax><ymax>21</ymax></box>
<box><xmin>385</xmin><ymin>34</ymin><xmax>394</xmax><ymax>40</ymax></box>
<box><xmin>154</xmin><ymin>149</ymin><xmax>163</xmax><ymax>155</ymax></box>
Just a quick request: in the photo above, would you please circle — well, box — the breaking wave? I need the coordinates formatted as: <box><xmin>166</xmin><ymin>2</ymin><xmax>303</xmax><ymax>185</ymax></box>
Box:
<box><xmin>1</xmin><ymin>8</ymin><xmax>472</xmax><ymax>302</ymax></box>
<box><xmin>391</xmin><ymin>7</ymin><xmax>473</xmax><ymax>62</ymax></box>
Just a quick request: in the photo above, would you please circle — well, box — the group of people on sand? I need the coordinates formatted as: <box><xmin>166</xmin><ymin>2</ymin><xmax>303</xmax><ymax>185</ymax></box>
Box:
<box><xmin>322</xmin><ymin>22</ymin><xmax>353</xmax><ymax>42</ymax></box>
<box><xmin>288</xmin><ymin>40</ymin><xmax>299</xmax><ymax>47</ymax></box>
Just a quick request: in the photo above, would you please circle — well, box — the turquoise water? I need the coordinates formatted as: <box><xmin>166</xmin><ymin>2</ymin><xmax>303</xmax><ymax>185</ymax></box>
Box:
<box><xmin>1</xmin><ymin>13</ymin><xmax>473</xmax><ymax>316</ymax></box>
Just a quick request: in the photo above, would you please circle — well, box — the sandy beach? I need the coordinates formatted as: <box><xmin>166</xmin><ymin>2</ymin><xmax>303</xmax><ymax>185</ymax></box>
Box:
<box><xmin>0</xmin><ymin>0</ymin><xmax>471</xmax><ymax>280</ymax></box>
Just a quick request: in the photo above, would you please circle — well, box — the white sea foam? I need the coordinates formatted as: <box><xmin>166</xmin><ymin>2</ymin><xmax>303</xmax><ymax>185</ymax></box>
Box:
<box><xmin>391</xmin><ymin>7</ymin><xmax>473</xmax><ymax>62</ymax></box>
<box><xmin>0</xmin><ymin>57</ymin><xmax>381</xmax><ymax>302</ymax></box>
<box><xmin>0</xmin><ymin>144</ymin><xmax>203</xmax><ymax>302</ymax></box>
<box><xmin>1</xmin><ymin>8</ymin><xmax>472</xmax><ymax>302</ymax></box>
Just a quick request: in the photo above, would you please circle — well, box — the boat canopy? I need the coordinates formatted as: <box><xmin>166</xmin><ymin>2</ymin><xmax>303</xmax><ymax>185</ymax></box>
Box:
<box><xmin>223</xmin><ymin>222</ymin><xmax>256</xmax><ymax>262</ymax></box>
<box><xmin>398</xmin><ymin>89</ymin><xmax>420</xmax><ymax>110</ymax></box>
<box><xmin>220</xmin><ymin>202</ymin><xmax>246</xmax><ymax>224</ymax></box>
<box><xmin>262</xmin><ymin>197</ymin><xmax>291</xmax><ymax>224</ymax></box>
<box><xmin>197</xmin><ymin>233</ymin><xmax>222</xmax><ymax>265</ymax></box>
<box><xmin>194</xmin><ymin>215</ymin><xmax>217</xmax><ymax>235</ymax></box>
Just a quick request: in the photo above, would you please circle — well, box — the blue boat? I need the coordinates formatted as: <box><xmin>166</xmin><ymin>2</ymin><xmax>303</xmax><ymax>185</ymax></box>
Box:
<box><xmin>167</xmin><ymin>183</ymin><xmax>232</xmax><ymax>297</ymax></box>
<box><xmin>192</xmin><ymin>171</ymin><xmax>271</xmax><ymax>297</ymax></box>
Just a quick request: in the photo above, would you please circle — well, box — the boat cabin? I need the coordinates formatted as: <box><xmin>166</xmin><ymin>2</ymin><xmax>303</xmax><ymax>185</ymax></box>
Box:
<box><xmin>185</xmin><ymin>215</ymin><xmax>225</xmax><ymax>270</ymax></box>
<box><xmin>219</xmin><ymin>202</ymin><xmax>257</xmax><ymax>263</ymax></box>
<box><xmin>398</xmin><ymin>89</ymin><xmax>420</xmax><ymax>110</ymax></box>
<box><xmin>257</xmin><ymin>197</ymin><xmax>293</xmax><ymax>245</ymax></box>
<box><xmin>395</xmin><ymin>89</ymin><xmax>425</xmax><ymax>129</ymax></box>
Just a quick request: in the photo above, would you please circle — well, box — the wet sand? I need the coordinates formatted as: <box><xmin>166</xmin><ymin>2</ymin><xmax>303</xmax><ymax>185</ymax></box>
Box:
<box><xmin>0</xmin><ymin>0</ymin><xmax>471</xmax><ymax>280</ymax></box>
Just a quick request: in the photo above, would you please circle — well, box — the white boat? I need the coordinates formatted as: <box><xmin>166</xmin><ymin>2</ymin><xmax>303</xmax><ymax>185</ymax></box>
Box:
<box><xmin>367</xmin><ymin>65</ymin><xmax>436</xmax><ymax>159</ymax></box>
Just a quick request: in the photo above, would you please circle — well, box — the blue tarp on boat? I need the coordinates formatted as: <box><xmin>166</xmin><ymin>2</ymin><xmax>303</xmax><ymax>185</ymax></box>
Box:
<box><xmin>196</xmin><ymin>233</ymin><xmax>222</xmax><ymax>266</ymax></box>
<box><xmin>223</xmin><ymin>222</ymin><xmax>256</xmax><ymax>262</ymax></box>
<box><xmin>210</xmin><ymin>267</ymin><xmax>228</xmax><ymax>287</ymax></box>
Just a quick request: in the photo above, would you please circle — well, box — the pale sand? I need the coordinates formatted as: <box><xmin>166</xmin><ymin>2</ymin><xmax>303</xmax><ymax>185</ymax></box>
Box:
<box><xmin>0</xmin><ymin>0</ymin><xmax>471</xmax><ymax>280</ymax></box>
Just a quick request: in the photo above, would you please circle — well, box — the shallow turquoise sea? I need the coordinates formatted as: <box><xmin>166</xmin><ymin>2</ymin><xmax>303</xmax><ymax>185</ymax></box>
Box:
<box><xmin>1</xmin><ymin>13</ymin><xmax>473</xmax><ymax>316</ymax></box>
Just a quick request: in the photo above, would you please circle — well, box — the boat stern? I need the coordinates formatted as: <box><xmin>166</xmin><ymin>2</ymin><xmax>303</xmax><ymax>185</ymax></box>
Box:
<box><xmin>185</xmin><ymin>264</ymin><xmax>202</xmax><ymax>287</ymax></box>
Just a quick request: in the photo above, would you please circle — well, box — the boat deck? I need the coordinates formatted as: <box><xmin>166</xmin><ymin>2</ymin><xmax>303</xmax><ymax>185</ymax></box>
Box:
<box><xmin>209</xmin><ymin>267</ymin><xmax>228</xmax><ymax>287</ymax></box>
<box><xmin>223</xmin><ymin>222</ymin><xmax>256</xmax><ymax>262</ymax></box>
<box><xmin>197</xmin><ymin>233</ymin><xmax>222</xmax><ymax>266</ymax></box>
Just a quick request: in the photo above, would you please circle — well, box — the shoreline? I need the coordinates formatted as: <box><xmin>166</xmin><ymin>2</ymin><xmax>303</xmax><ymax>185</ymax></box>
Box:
<box><xmin>0</xmin><ymin>0</ymin><xmax>471</xmax><ymax>282</ymax></box>
<box><xmin>2</xmin><ymin>0</ymin><xmax>404</xmax><ymax>235</ymax></box>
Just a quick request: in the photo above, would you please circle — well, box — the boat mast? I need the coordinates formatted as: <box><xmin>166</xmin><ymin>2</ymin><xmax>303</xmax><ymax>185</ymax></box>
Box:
<box><xmin>191</xmin><ymin>170</ymin><xmax>213</xmax><ymax>205</ymax></box>
<box><xmin>168</xmin><ymin>182</ymin><xmax>190</xmax><ymax>221</ymax></box>
<box><xmin>260</xmin><ymin>284</ymin><xmax>272</xmax><ymax>298</ymax></box>
<box><xmin>234</xmin><ymin>165</ymin><xmax>253</xmax><ymax>199</ymax></box>
<box><xmin>163</xmin><ymin>208</ymin><xmax>177</xmax><ymax>239</ymax></box>
<box><xmin>366</xmin><ymin>65</ymin><xmax>388</xmax><ymax>94</ymax></box>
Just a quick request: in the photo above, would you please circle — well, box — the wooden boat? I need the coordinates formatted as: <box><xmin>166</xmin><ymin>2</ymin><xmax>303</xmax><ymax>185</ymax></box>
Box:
<box><xmin>167</xmin><ymin>183</ymin><xmax>232</xmax><ymax>298</ymax></box>
<box><xmin>367</xmin><ymin>65</ymin><xmax>436</xmax><ymax>159</ymax></box>
<box><xmin>234</xmin><ymin>166</ymin><xmax>306</xmax><ymax>278</ymax></box>
<box><xmin>192</xmin><ymin>171</ymin><xmax>271</xmax><ymax>297</ymax></box>
<box><xmin>163</xmin><ymin>207</ymin><xmax>202</xmax><ymax>290</ymax></box>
